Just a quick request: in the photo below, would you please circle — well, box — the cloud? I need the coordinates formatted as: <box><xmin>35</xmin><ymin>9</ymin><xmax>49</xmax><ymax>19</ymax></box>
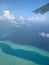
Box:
<box><xmin>39</xmin><ymin>32</ymin><xmax>49</xmax><ymax>38</ymax></box>
<box><xmin>16</xmin><ymin>16</ymin><xmax>26</xmax><ymax>26</ymax></box>
<box><xmin>0</xmin><ymin>10</ymin><xmax>49</xmax><ymax>27</ymax></box>
<box><xmin>19</xmin><ymin>16</ymin><xmax>25</xmax><ymax>24</ymax></box>
<box><xmin>3</xmin><ymin>10</ymin><xmax>15</xmax><ymax>20</ymax></box>
<box><xmin>19</xmin><ymin>16</ymin><xmax>48</xmax><ymax>23</ymax></box>
<box><xmin>19</xmin><ymin>16</ymin><xmax>25</xmax><ymax>21</ymax></box>
<box><xmin>0</xmin><ymin>10</ymin><xmax>17</xmax><ymax>25</ymax></box>
<box><xmin>0</xmin><ymin>11</ymin><xmax>26</xmax><ymax>27</ymax></box>
<box><xmin>0</xmin><ymin>10</ymin><xmax>15</xmax><ymax>20</ymax></box>
<box><xmin>27</xmin><ymin>16</ymin><xmax>46</xmax><ymax>22</ymax></box>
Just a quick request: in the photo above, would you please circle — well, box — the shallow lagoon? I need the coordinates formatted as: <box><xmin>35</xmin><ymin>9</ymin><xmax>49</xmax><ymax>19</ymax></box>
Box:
<box><xmin>0</xmin><ymin>41</ymin><xmax>49</xmax><ymax>65</ymax></box>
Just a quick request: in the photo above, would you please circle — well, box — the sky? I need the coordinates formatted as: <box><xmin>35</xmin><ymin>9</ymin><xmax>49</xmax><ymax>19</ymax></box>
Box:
<box><xmin>0</xmin><ymin>0</ymin><xmax>49</xmax><ymax>27</ymax></box>
<box><xmin>0</xmin><ymin>0</ymin><xmax>49</xmax><ymax>17</ymax></box>
<box><xmin>0</xmin><ymin>0</ymin><xmax>49</xmax><ymax>39</ymax></box>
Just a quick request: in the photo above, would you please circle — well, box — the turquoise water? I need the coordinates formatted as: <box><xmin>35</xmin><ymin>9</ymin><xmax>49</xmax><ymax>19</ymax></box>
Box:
<box><xmin>0</xmin><ymin>42</ymin><xmax>49</xmax><ymax>65</ymax></box>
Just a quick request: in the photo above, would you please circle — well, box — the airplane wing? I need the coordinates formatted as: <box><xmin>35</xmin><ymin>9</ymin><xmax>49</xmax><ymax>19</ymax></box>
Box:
<box><xmin>33</xmin><ymin>3</ymin><xmax>49</xmax><ymax>14</ymax></box>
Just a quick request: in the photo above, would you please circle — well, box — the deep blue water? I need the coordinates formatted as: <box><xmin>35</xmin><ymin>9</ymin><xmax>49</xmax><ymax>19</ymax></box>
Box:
<box><xmin>0</xmin><ymin>43</ymin><xmax>49</xmax><ymax>65</ymax></box>
<box><xmin>0</xmin><ymin>21</ymin><xmax>49</xmax><ymax>52</ymax></box>
<box><xmin>0</xmin><ymin>21</ymin><xmax>49</xmax><ymax>65</ymax></box>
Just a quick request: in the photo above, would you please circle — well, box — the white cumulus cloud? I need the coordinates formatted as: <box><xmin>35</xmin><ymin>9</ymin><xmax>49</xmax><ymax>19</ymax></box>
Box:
<box><xmin>19</xmin><ymin>16</ymin><xmax>25</xmax><ymax>21</ymax></box>
<box><xmin>0</xmin><ymin>10</ymin><xmax>49</xmax><ymax>27</ymax></box>
<box><xmin>0</xmin><ymin>10</ymin><xmax>17</xmax><ymax>25</ymax></box>
<box><xmin>39</xmin><ymin>32</ymin><xmax>49</xmax><ymax>38</ymax></box>
<box><xmin>17</xmin><ymin>16</ymin><xmax>25</xmax><ymax>24</ymax></box>
<box><xmin>27</xmin><ymin>16</ymin><xmax>46</xmax><ymax>22</ymax></box>
<box><xmin>3</xmin><ymin>10</ymin><xmax>15</xmax><ymax>20</ymax></box>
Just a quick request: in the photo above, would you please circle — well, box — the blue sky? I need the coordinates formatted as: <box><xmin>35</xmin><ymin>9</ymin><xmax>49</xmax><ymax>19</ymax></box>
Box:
<box><xmin>0</xmin><ymin>0</ymin><xmax>49</xmax><ymax>17</ymax></box>
<box><xmin>0</xmin><ymin>0</ymin><xmax>49</xmax><ymax>39</ymax></box>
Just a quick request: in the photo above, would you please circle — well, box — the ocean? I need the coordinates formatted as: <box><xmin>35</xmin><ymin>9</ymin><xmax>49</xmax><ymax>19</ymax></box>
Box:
<box><xmin>0</xmin><ymin>21</ymin><xmax>49</xmax><ymax>65</ymax></box>
<box><xmin>0</xmin><ymin>41</ymin><xmax>49</xmax><ymax>65</ymax></box>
